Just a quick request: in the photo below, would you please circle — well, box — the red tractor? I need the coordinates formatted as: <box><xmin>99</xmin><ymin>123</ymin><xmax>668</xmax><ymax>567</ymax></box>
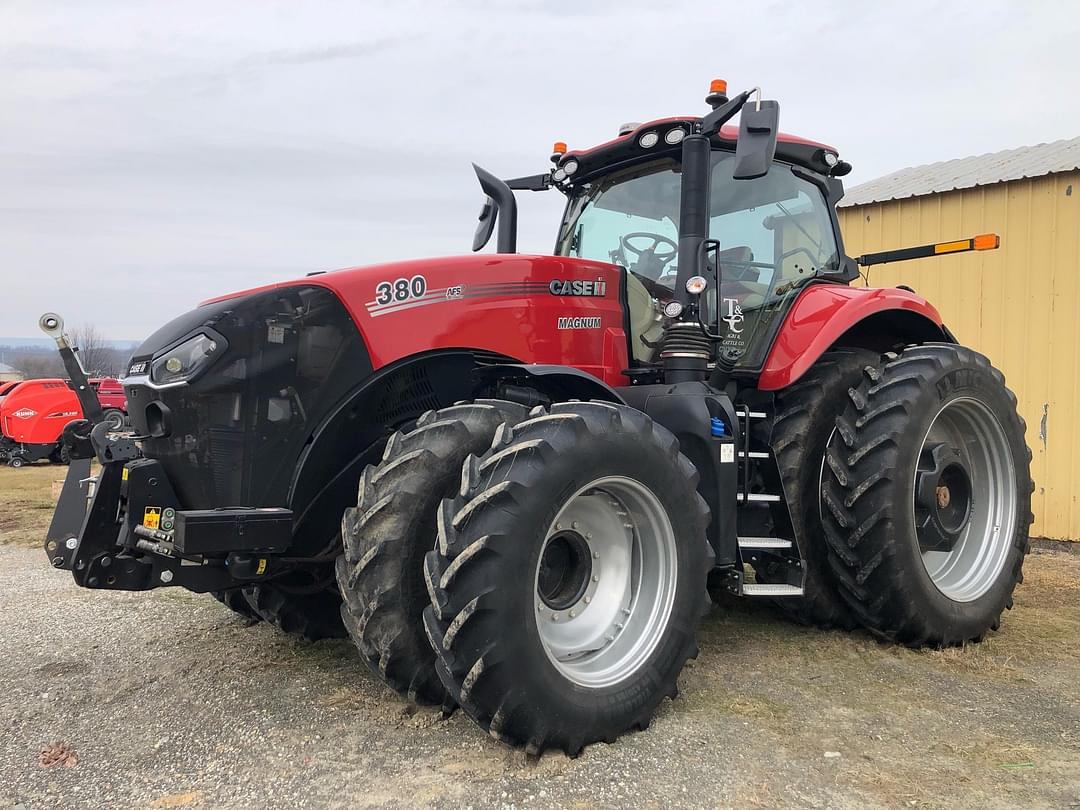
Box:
<box><xmin>41</xmin><ymin>80</ymin><xmax>1030</xmax><ymax>755</ymax></box>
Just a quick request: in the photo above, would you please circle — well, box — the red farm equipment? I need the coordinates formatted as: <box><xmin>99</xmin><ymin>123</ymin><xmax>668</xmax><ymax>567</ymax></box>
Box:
<box><xmin>0</xmin><ymin>377</ymin><xmax>125</xmax><ymax>468</ymax></box>
<box><xmin>41</xmin><ymin>80</ymin><xmax>1030</xmax><ymax>755</ymax></box>
<box><xmin>1</xmin><ymin>379</ymin><xmax>82</xmax><ymax>467</ymax></box>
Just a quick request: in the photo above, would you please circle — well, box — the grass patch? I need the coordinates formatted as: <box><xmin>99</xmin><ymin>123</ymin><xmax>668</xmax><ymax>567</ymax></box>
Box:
<box><xmin>0</xmin><ymin>463</ymin><xmax>65</xmax><ymax>546</ymax></box>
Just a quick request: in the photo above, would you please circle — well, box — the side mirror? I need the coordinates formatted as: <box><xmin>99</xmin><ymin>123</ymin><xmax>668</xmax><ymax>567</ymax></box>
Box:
<box><xmin>473</xmin><ymin>196</ymin><xmax>497</xmax><ymax>252</ymax></box>
<box><xmin>733</xmin><ymin>99</ymin><xmax>779</xmax><ymax>180</ymax></box>
<box><xmin>471</xmin><ymin>164</ymin><xmax>518</xmax><ymax>253</ymax></box>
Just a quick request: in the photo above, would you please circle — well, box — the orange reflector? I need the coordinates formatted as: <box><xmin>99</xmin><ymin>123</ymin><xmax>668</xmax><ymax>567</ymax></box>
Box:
<box><xmin>709</xmin><ymin>78</ymin><xmax>728</xmax><ymax>95</ymax></box>
<box><xmin>973</xmin><ymin>233</ymin><xmax>1000</xmax><ymax>250</ymax></box>
<box><xmin>552</xmin><ymin>141</ymin><xmax>567</xmax><ymax>155</ymax></box>
<box><xmin>933</xmin><ymin>239</ymin><xmax>970</xmax><ymax>255</ymax></box>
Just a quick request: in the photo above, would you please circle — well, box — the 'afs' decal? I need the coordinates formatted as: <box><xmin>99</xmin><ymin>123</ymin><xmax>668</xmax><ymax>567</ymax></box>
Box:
<box><xmin>549</xmin><ymin>278</ymin><xmax>607</xmax><ymax>297</ymax></box>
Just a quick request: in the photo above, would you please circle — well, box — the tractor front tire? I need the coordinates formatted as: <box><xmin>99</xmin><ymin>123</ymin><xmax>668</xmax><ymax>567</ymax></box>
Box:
<box><xmin>757</xmin><ymin>348</ymin><xmax>878</xmax><ymax>629</ymax></box>
<box><xmin>336</xmin><ymin>400</ymin><xmax>529</xmax><ymax>705</ymax></box>
<box><xmin>423</xmin><ymin>402</ymin><xmax>710</xmax><ymax>755</ymax></box>
<box><xmin>213</xmin><ymin>588</ymin><xmax>262</xmax><ymax>625</ymax></box>
<box><xmin>822</xmin><ymin>344</ymin><xmax>1032</xmax><ymax>646</ymax></box>
<box><xmin>243</xmin><ymin>581</ymin><xmax>346</xmax><ymax>642</ymax></box>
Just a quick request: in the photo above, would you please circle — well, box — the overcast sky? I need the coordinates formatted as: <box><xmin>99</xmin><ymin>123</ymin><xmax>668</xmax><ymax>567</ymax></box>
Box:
<box><xmin>3</xmin><ymin>0</ymin><xmax>1079</xmax><ymax>340</ymax></box>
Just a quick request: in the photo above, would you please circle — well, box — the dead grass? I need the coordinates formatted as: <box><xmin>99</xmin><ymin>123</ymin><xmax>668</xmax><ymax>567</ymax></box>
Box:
<box><xmin>0</xmin><ymin>463</ymin><xmax>64</xmax><ymax>546</ymax></box>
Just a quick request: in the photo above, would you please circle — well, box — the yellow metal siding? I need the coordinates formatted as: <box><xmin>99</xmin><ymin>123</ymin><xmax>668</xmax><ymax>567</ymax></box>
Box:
<box><xmin>838</xmin><ymin>172</ymin><xmax>1080</xmax><ymax>540</ymax></box>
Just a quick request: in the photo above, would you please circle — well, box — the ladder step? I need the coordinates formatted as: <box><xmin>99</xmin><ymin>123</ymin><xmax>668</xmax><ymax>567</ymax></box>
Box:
<box><xmin>742</xmin><ymin>583</ymin><xmax>804</xmax><ymax>597</ymax></box>
<box><xmin>737</xmin><ymin>493</ymin><xmax>781</xmax><ymax>503</ymax></box>
<box><xmin>738</xmin><ymin>450</ymin><xmax>770</xmax><ymax>459</ymax></box>
<box><xmin>738</xmin><ymin>537</ymin><xmax>793</xmax><ymax>549</ymax></box>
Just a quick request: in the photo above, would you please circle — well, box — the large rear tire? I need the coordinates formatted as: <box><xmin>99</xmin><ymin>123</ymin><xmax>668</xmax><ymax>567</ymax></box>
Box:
<box><xmin>756</xmin><ymin>349</ymin><xmax>878</xmax><ymax>629</ymax></box>
<box><xmin>822</xmin><ymin>344</ymin><xmax>1032</xmax><ymax>646</ymax></box>
<box><xmin>336</xmin><ymin>400</ymin><xmax>529</xmax><ymax>705</ymax></box>
<box><xmin>423</xmin><ymin>402</ymin><xmax>710</xmax><ymax>755</ymax></box>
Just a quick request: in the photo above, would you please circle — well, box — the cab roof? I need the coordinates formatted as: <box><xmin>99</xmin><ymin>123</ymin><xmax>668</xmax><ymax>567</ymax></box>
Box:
<box><xmin>559</xmin><ymin>116</ymin><xmax>839</xmax><ymax>183</ymax></box>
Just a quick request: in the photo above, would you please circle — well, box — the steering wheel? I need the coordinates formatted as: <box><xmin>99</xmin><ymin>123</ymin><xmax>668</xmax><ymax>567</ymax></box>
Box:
<box><xmin>620</xmin><ymin>232</ymin><xmax>678</xmax><ymax>273</ymax></box>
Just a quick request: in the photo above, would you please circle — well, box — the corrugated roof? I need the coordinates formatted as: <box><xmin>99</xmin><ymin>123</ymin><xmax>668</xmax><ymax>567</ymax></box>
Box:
<box><xmin>839</xmin><ymin>136</ymin><xmax>1080</xmax><ymax>207</ymax></box>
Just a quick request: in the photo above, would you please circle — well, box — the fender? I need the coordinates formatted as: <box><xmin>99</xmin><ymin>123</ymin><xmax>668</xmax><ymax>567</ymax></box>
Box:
<box><xmin>474</xmin><ymin>364</ymin><xmax>626</xmax><ymax>404</ymax></box>
<box><xmin>758</xmin><ymin>284</ymin><xmax>948</xmax><ymax>390</ymax></box>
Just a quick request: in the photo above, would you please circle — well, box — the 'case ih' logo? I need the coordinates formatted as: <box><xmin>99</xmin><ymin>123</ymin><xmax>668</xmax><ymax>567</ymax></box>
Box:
<box><xmin>13</xmin><ymin>408</ymin><xmax>36</xmax><ymax>419</ymax></box>
<box><xmin>549</xmin><ymin>279</ymin><xmax>606</xmax><ymax>297</ymax></box>
<box><xmin>128</xmin><ymin>361</ymin><xmax>147</xmax><ymax>375</ymax></box>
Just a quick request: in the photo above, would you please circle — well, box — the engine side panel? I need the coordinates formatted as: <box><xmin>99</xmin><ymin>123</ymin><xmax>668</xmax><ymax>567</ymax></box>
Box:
<box><xmin>757</xmin><ymin>284</ymin><xmax>946</xmax><ymax>390</ymax></box>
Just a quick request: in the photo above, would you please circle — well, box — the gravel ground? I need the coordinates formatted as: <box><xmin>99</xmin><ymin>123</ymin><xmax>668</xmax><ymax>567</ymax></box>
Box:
<box><xmin>1</xmin><ymin>538</ymin><xmax>1079</xmax><ymax>809</ymax></box>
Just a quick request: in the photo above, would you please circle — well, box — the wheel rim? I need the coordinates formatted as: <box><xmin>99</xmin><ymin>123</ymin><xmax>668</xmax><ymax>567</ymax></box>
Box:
<box><xmin>912</xmin><ymin>397</ymin><xmax>1017</xmax><ymax>602</ymax></box>
<box><xmin>534</xmin><ymin>476</ymin><xmax>677</xmax><ymax>688</ymax></box>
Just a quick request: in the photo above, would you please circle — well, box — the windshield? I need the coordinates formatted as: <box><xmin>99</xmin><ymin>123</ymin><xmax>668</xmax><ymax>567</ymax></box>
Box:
<box><xmin>556</xmin><ymin>153</ymin><xmax>839</xmax><ymax>288</ymax></box>
<box><xmin>555</xmin><ymin>153</ymin><xmax>840</xmax><ymax>368</ymax></box>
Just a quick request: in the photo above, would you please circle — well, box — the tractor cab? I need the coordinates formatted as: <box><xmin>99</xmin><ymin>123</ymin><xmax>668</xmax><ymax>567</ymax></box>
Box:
<box><xmin>552</xmin><ymin>145</ymin><xmax>846</xmax><ymax>368</ymax></box>
<box><xmin>476</xmin><ymin>81</ymin><xmax>859</xmax><ymax>385</ymax></box>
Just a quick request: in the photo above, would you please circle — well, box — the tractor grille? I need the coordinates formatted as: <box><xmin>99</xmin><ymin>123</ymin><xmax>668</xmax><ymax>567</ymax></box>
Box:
<box><xmin>470</xmin><ymin>349</ymin><xmax>518</xmax><ymax>367</ymax></box>
<box><xmin>374</xmin><ymin>365</ymin><xmax>441</xmax><ymax>424</ymax></box>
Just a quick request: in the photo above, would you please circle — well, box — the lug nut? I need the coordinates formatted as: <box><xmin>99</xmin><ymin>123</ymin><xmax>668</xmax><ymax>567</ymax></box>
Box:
<box><xmin>593</xmin><ymin>551</ymin><xmax>600</xmax><ymax>559</ymax></box>
<box><xmin>572</xmin><ymin>521</ymin><xmax>579</xmax><ymax>529</ymax></box>
<box><xmin>569</xmin><ymin>610</ymin><xmax>577</xmax><ymax>618</ymax></box>
<box><xmin>584</xmin><ymin>596</ymin><xmax>591</xmax><ymax>604</ymax></box>
<box><xmin>586</xmin><ymin>532</ymin><xmax>593</xmax><ymax>539</ymax></box>
<box><xmin>592</xmin><ymin>575</ymin><xmax>599</xmax><ymax>582</ymax></box>
<box><xmin>551</xmin><ymin>614</ymin><xmax>559</xmax><ymax>622</ymax></box>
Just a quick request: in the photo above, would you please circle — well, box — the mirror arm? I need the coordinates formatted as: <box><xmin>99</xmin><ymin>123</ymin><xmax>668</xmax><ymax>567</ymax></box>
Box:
<box><xmin>700</xmin><ymin>90</ymin><xmax>752</xmax><ymax>137</ymax></box>
<box><xmin>506</xmin><ymin>173</ymin><xmax>552</xmax><ymax>192</ymax></box>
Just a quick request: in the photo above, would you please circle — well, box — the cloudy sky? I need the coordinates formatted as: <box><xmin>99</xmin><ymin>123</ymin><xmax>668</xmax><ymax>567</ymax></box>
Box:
<box><xmin>3</xmin><ymin>0</ymin><xmax>1079</xmax><ymax>339</ymax></box>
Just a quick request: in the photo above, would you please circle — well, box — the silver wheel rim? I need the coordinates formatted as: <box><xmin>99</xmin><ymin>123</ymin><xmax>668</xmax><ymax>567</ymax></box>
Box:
<box><xmin>534</xmin><ymin>476</ymin><xmax>677</xmax><ymax>688</ymax></box>
<box><xmin>913</xmin><ymin>397</ymin><xmax>1017</xmax><ymax>602</ymax></box>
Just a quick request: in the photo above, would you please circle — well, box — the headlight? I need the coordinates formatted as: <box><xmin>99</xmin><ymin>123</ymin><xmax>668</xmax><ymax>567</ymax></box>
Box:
<box><xmin>664</xmin><ymin>128</ymin><xmax>686</xmax><ymax>145</ymax></box>
<box><xmin>150</xmin><ymin>333</ymin><xmax>220</xmax><ymax>385</ymax></box>
<box><xmin>638</xmin><ymin>131</ymin><xmax>659</xmax><ymax>149</ymax></box>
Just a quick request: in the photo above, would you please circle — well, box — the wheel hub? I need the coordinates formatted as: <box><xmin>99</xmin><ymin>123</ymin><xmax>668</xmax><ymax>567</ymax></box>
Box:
<box><xmin>537</xmin><ymin>531</ymin><xmax>593</xmax><ymax>611</ymax></box>
<box><xmin>915</xmin><ymin>443</ymin><xmax>972</xmax><ymax>553</ymax></box>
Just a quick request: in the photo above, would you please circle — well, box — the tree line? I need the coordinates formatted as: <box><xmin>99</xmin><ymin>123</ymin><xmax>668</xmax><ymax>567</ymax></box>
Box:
<box><xmin>0</xmin><ymin>325</ymin><xmax>130</xmax><ymax>380</ymax></box>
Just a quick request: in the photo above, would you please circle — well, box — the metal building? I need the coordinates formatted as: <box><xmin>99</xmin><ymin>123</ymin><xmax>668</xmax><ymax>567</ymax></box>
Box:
<box><xmin>838</xmin><ymin>138</ymin><xmax>1080</xmax><ymax>541</ymax></box>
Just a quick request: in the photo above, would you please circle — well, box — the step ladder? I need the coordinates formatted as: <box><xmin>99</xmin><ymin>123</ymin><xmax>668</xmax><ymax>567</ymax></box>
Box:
<box><xmin>731</xmin><ymin>405</ymin><xmax>804</xmax><ymax>598</ymax></box>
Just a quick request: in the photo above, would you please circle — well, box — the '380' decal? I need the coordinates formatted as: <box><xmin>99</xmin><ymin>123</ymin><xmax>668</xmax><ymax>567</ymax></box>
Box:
<box><xmin>374</xmin><ymin>275</ymin><xmax>427</xmax><ymax>305</ymax></box>
<box><xmin>364</xmin><ymin>276</ymin><xmax>552</xmax><ymax>317</ymax></box>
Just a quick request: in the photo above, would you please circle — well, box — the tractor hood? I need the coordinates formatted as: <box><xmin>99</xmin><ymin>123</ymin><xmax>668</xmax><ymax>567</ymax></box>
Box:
<box><xmin>198</xmin><ymin>253</ymin><xmax>626</xmax><ymax>373</ymax></box>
